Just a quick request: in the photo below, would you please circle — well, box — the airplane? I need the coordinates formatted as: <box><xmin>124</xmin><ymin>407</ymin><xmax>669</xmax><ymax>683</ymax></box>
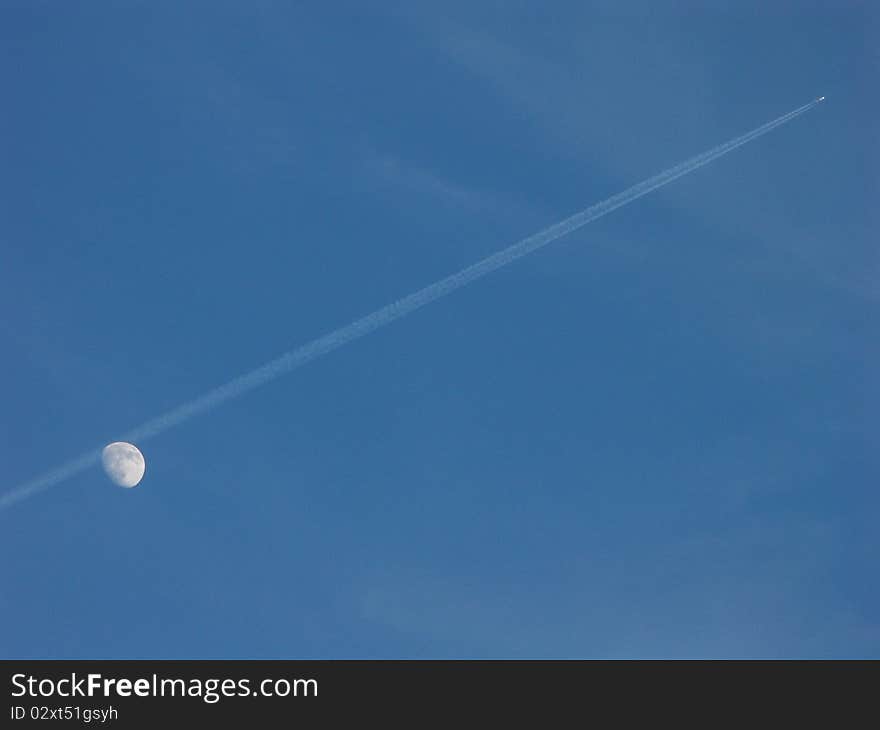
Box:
<box><xmin>816</xmin><ymin>96</ymin><xmax>826</xmax><ymax>102</ymax></box>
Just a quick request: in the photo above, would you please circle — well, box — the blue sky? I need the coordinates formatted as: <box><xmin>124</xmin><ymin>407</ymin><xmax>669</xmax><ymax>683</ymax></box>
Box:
<box><xmin>1</xmin><ymin>1</ymin><xmax>876</xmax><ymax>658</ymax></box>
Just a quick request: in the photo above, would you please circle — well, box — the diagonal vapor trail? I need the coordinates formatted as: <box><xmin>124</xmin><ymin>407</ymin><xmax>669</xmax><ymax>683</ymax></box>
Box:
<box><xmin>1</xmin><ymin>98</ymin><xmax>822</xmax><ymax>511</ymax></box>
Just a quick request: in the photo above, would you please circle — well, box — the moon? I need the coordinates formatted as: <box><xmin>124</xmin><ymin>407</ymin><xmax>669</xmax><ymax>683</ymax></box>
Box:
<box><xmin>101</xmin><ymin>442</ymin><xmax>146</xmax><ymax>488</ymax></box>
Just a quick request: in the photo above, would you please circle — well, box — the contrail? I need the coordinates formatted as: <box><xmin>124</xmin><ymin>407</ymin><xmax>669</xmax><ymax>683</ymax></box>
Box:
<box><xmin>1</xmin><ymin>98</ymin><xmax>822</xmax><ymax>511</ymax></box>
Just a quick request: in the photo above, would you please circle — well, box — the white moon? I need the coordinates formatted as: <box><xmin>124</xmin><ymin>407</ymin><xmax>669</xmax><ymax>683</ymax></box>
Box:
<box><xmin>101</xmin><ymin>442</ymin><xmax>146</xmax><ymax>488</ymax></box>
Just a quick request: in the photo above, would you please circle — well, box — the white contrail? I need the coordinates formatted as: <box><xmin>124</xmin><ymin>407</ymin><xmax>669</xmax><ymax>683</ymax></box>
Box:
<box><xmin>1</xmin><ymin>99</ymin><xmax>821</xmax><ymax>511</ymax></box>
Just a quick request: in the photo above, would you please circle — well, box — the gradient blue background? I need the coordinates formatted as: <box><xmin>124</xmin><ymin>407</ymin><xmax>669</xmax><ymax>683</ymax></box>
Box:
<box><xmin>1</xmin><ymin>1</ymin><xmax>876</xmax><ymax>658</ymax></box>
